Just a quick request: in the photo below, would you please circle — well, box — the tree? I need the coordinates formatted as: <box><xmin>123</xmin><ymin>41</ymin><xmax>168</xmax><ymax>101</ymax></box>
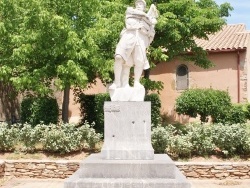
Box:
<box><xmin>0</xmin><ymin>0</ymin><xmax>233</xmax><ymax>122</ymax></box>
<box><xmin>151</xmin><ymin>0</ymin><xmax>233</xmax><ymax>68</ymax></box>
<box><xmin>0</xmin><ymin>0</ymin><xmax>102</xmax><ymax>122</ymax></box>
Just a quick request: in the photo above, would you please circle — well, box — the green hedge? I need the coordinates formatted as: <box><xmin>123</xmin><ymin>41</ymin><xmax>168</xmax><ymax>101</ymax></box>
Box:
<box><xmin>145</xmin><ymin>93</ymin><xmax>161</xmax><ymax>127</ymax></box>
<box><xmin>175</xmin><ymin>88</ymin><xmax>232</xmax><ymax>123</ymax></box>
<box><xmin>21</xmin><ymin>96</ymin><xmax>59</xmax><ymax>126</ymax></box>
<box><xmin>78</xmin><ymin>93</ymin><xmax>111</xmax><ymax>134</ymax></box>
<box><xmin>78</xmin><ymin>93</ymin><xmax>162</xmax><ymax>134</ymax></box>
<box><xmin>223</xmin><ymin>104</ymin><xmax>247</xmax><ymax>124</ymax></box>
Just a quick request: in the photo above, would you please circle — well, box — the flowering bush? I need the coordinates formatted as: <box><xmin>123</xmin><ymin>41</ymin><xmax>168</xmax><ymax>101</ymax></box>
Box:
<box><xmin>151</xmin><ymin>125</ymin><xmax>175</xmax><ymax>153</ymax></box>
<box><xmin>41</xmin><ymin>123</ymin><xmax>102</xmax><ymax>154</ymax></box>
<box><xmin>19</xmin><ymin>123</ymin><xmax>46</xmax><ymax>152</ymax></box>
<box><xmin>0</xmin><ymin>122</ymin><xmax>102</xmax><ymax>153</ymax></box>
<box><xmin>152</xmin><ymin>123</ymin><xmax>250</xmax><ymax>158</ymax></box>
<box><xmin>0</xmin><ymin>123</ymin><xmax>19</xmax><ymax>151</ymax></box>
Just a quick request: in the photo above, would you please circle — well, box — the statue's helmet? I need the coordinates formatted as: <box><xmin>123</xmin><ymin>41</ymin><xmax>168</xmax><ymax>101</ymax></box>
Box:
<box><xmin>135</xmin><ymin>0</ymin><xmax>146</xmax><ymax>7</ymax></box>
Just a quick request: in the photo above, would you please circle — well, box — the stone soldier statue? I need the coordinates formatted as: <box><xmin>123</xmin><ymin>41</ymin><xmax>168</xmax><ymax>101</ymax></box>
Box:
<box><xmin>109</xmin><ymin>0</ymin><xmax>158</xmax><ymax>90</ymax></box>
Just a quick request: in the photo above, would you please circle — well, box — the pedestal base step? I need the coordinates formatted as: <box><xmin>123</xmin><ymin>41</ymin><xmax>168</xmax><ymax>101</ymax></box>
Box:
<box><xmin>78</xmin><ymin>154</ymin><xmax>175</xmax><ymax>179</ymax></box>
<box><xmin>64</xmin><ymin>154</ymin><xmax>191</xmax><ymax>188</ymax></box>
<box><xmin>65</xmin><ymin>169</ymin><xmax>190</xmax><ymax>188</ymax></box>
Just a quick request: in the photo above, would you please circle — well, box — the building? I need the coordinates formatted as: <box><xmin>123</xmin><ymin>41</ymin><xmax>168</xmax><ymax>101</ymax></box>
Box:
<box><xmin>68</xmin><ymin>24</ymin><xmax>250</xmax><ymax>123</ymax></box>
<box><xmin>149</xmin><ymin>24</ymin><xmax>250</xmax><ymax>122</ymax></box>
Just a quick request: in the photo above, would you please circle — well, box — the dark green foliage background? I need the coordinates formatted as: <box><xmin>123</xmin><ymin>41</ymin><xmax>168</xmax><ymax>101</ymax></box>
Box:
<box><xmin>145</xmin><ymin>93</ymin><xmax>162</xmax><ymax>126</ymax></box>
<box><xmin>21</xmin><ymin>97</ymin><xmax>59</xmax><ymax>126</ymax></box>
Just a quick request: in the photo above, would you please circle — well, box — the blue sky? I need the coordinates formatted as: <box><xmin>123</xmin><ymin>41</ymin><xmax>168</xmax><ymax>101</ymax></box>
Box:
<box><xmin>215</xmin><ymin>0</ymin><xmax>250</xmax><ymax>30</ymax></box>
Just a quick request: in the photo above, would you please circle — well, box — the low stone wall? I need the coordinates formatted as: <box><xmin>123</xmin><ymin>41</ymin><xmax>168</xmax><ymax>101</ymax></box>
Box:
<box><xmin>1</xmin><ymin>160</ymin><xmax>250</xmax><ymax>179</ymax></box>
<box><xmin>176</xmin><ymin>162</ymin><xmax>250</xmax><ymax>179</ymax></box>
<box><xmin>0</xmin><ymin>160</ymin><xmax>4</xmax><ymax>177</ymax></box>
<box><xmin>4</xmin><ymin>160</ymin><xmax>79</xmax><ymax>179</ymax></box>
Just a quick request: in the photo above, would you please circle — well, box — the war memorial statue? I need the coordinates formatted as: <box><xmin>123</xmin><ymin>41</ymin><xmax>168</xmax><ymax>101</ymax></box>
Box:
<box><xmin>64</xmin><ymin>1</ymin><xmax>191</xmax><ymax>187</ymax></box>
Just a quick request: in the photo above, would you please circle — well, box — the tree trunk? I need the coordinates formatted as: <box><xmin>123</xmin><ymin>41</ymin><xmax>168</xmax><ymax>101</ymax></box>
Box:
<box><xmin>62</xmin><ymin>85</ymin><xmax>70</xmax><ymax>123</ymax></box>
<box><xmin>144</xmin><ymin>68</ymin><xmax>150</xmax><ymax>95</ymax></box>
<box><xmin>144</xmin><ymin>68</ymin><xmax>150</xmax><ymax>79</ymax></box>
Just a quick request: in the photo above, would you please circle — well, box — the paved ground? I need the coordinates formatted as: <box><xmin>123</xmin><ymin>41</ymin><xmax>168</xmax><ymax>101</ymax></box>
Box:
<box><xmin>1</xmin><ymin>178</ymin><xmax>250</xmax><ymax>188</ymax></box>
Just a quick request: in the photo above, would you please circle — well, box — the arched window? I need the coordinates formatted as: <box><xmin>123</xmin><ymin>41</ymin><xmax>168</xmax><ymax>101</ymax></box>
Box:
<box><xmin>176</xmin><ymin>64</ymin><xmax>189</xmax><ymax>90</ymax></box>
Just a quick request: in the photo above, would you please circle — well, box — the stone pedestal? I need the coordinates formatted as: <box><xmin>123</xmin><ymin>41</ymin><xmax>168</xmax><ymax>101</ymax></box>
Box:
<box><xmin>64</xmin><ymin>102</ymin><xmax>191</xmax><ymax>188</ymax></box>
<box><xmin>101</xmin><ymin>102</ymin><xmax>154</xmax><ymax>160</ymax></box>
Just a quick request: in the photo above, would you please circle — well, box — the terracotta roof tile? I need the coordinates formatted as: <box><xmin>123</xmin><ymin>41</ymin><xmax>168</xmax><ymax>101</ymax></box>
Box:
<box><xmin>195</xmin><ymin>24</ymin><xmax>250</xmax><ymax>51</ymax></box>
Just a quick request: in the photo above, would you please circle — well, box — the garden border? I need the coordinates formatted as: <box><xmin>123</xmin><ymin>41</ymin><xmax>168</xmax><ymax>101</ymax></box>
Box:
<box><xmin>0</xmin><ymin>160</ymin><xmax>249</xmax><ymax>179</ymax></box>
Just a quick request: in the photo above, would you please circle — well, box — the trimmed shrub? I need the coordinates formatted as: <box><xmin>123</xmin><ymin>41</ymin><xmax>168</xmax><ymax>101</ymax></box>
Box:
<box><xmin>244</xmin><ymin>103</ymin><xmax>250</xmax><ymax>120</ymax></box>
<box><xmin>168</xmin><ymin>134</ymin><xmax>193</xmax><ymax>158</ymax></box>
<box><xmin>188</xmin><ymin>124</ymin><xmax>215</xmax><ymax>155</ymax></box>
<box><xmin>224</xmin><ymin>105</ymin><xmax>247</xmax><ymax>124</ymax></box>
<box><xmin>78</xmin><ymin>94</ymin><xmax>96</xmax><ymax>126</ymax></box>
<box><xmin>211</xmin><ymin>123</ymin><xmax>249</xmax><ymax>156</ymax></box>
<box><xmin>21</xmin><ymin>96</ymin><xmax>59</xmax><ymax>126</ymax></box>
<box><xmin>94</xmin><ymin>93</ymin><xmax>111</xmax><ymax>134</ymax></box>
<box><xmin>151</xmin><ymin>123</ymin><xmax>250</xmax><ymax>157</ymax></box>
<box><xmin>175</xmin><ymin>88</ymin><xmax>232</xmax><ymax>123</ymax></box>
<box><xmin>0</xmin><ymin>122</ymin><xmax>102</xmax><ymax>153</ymax></box>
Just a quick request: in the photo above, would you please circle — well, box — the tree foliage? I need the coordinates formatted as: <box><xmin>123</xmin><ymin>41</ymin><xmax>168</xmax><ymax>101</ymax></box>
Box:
<box><xmin>152</xmin><ymin>0</ymin><xmax>233</xmax><ymax>68</ymax></box>
<box><xmin>0</xmin><ymin>0</ymin><xmax>233</xmax><ymax>120</ymax></box>
<box><xmin>0</xmin><ymin>0</ymin><xmax>103</xmax><ymax>95</ymax></box>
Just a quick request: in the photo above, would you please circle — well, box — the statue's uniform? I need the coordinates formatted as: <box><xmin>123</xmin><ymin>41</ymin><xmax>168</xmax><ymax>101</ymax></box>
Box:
<box><xmin>115</xmin><ymin>7</ymin><xmax>155</xmax><ymax>70</ymax></box>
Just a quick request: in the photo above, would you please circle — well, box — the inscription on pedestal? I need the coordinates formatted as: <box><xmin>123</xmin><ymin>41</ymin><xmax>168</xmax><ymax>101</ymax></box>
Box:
<box><xmin>104</xmin><ymin>104</ymin><xmax>120</xmax><ymax>112</ymax></box>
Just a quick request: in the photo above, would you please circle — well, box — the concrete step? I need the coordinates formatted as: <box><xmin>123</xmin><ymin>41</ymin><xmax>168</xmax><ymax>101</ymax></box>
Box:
<box><xmin>65</xmin><ymin>168</ymin><xmax>190</xmax><ymax>188</ymax></box>
<box><xmin>78</xmin><ymin>154</ymin><xmax>176</xmax><ymax>179</ymax></box>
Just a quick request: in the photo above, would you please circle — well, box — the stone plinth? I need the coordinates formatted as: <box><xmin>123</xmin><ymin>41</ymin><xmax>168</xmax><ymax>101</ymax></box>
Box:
<box><xmin>64</xmin><ymin>102</ymin><xmax>191</xmax><ymax>188</ymax></box>
<box><xmin>78</xmin><ymin>154</ymin><xmax>175</xmax><ymax>179</ymax></box>
<box><xmin>101</xmin><ymin>102</ymin><xmax>154</xmax><ymax>160</ymax></box>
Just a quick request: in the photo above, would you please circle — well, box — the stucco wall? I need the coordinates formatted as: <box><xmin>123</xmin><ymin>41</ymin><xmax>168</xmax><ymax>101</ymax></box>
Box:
<box><xmin>150</xmin><ymin>51</ymin><xmax>247</xmax><ymax>121</ymax></box>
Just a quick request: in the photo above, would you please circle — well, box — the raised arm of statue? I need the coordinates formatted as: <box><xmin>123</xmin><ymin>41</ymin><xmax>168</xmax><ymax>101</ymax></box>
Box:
<box><xmin>147</xmin><ymin>4</ymin><xmax>158</xmax><ymax>26</ymax></box>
